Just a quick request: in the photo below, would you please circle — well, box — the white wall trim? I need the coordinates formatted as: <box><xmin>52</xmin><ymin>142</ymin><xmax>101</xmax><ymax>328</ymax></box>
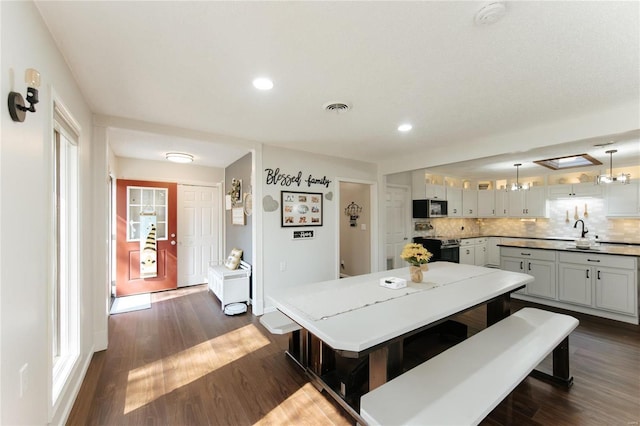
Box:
<box><xmin>50</xmin><ymin>345</ymin><xmax>95</xmax><ymax>426</ymax></box>
<box><xmin>251</xmin><ymin>146</ymin><xmax>264</xmax><ymax>315</ymax></box>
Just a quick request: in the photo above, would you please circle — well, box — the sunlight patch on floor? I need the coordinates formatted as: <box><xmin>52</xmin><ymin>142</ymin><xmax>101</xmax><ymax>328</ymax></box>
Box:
<box><xmin>253</xmin><ymin>383</ymin><xmax>336</xmax><ymax>425</ymax></box>
<box><xmin>124</xmin><ymin>323</ymin><xmax>269</xmax><ymax>414</ymax></box>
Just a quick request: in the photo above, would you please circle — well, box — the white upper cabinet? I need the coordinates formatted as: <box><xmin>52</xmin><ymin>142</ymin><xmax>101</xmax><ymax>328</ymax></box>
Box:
<box><xmin>425</xmin><ymin>184</ymin><xmax>446</xmax><ymax>200</ymax></box>
<box><xmin>508</xmin><ymin>187</ymin><xmax>547</xmax><ymax>217</ymax></box>
<box><xmin>495</xmin><ymin>190</ymin><xmax>509</xmax><ymax>217</ymax></box>
<box><xmin>446</xmin><ymin>187</ymin><xmax>463</xmax><ymax>217</ymax></box>
<box><xmin>477</xmin><ymin>190</ymin><xmax>496</xmax><ymax>217</ymax></box>
<box><xmin>548</xmin><ymin>183</ymin><xmax>602</xmax><ymax>199</ymax></box>
<box><xmin>606</xmin><ymin>181</ymin><xmax>640</xmax><ymax>217</ymax></box>
<box><xmin>411</xmin><ymin>170</ymin><xmax>446</xmax><ymax>200</ymax></box>
<box><xmin>462</xmin><ymin>189</ymin><xmax>478</xmax><ymax>217</ymax></box>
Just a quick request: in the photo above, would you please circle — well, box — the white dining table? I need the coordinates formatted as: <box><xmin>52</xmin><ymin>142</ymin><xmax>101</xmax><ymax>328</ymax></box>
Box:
<box><xmin>269</xmin><ymin>262</ymin><xmax>533</xmax><ymax>419</ymax></box>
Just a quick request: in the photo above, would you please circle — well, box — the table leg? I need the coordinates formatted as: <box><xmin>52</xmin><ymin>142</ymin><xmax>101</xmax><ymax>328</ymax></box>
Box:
<box><xmin>309</xmin><ymin>333</ymin><xmax>335</xmax><ymax>376</ymax></box>
<box><xmin>368</xmin><ymin>340</ymin><xmax>403</xmax><ymax>391</ymax></box>
<box><xmin>486</xmin><ymin>293</ymin><xmax>511</xmax><ymax>326</ymax></box>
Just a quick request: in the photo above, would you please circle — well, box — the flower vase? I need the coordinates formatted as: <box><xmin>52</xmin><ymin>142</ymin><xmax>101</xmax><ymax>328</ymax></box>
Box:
<box><xmin>409</xmin><ymin>265</ymin><xmax>423</xmax><ymax>283</ymax></box>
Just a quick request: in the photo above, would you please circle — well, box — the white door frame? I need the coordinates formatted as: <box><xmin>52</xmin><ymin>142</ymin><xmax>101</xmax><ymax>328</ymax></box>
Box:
<box><xmin>334</xmin><ymin>177</ymin><xmax>378</xmax><ymax>279</ymax></box>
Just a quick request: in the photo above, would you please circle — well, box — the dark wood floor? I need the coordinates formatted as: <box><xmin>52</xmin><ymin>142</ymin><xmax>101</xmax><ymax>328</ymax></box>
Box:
<box><xmin>68</xmin><ymin>285</ymin><xmax>640</xmax><ymax>425</ymax></box>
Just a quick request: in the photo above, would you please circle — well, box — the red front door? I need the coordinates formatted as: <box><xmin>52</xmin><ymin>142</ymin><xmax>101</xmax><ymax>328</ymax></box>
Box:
<box><xmin>116</xmin><ymin>179</ymin><xmax>178</xmax><ymax>296</ymax></box>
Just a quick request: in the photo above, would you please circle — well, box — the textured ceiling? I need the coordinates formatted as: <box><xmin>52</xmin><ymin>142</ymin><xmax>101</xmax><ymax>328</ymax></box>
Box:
<box><xmin>36</xmin><ymin>1</ymin><xmax>639</xmax><ymax>172</ymax></box>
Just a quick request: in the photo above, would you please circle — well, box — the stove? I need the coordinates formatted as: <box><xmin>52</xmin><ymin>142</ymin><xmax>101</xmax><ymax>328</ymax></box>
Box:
<box><xmin>413</xmin><ymin>236</ymin><xmax>461</xmax><ymax>263</ymax></box>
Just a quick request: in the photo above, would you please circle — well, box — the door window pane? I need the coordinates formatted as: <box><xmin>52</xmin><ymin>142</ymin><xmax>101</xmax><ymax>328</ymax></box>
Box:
<box><xmin>127</xmin><ymin>186</ymin><xmax>168</xmax><ymax>241</ymax></box>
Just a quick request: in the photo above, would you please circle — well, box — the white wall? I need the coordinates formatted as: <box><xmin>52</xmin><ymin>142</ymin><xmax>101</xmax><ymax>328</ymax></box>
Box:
<box><xmin>116</xmin><ymin>157</ymin><xmax>224</xmax><ymax>185</ymax></box>
<box><xmin>260</xmin><ymin>146</ymin><xmax>378</xmax><ymax>308</ymax></box>
<box><xmin>1</xmin><ymin>2</ymin><xmax>96</xmax><ymax>424</ymax></box>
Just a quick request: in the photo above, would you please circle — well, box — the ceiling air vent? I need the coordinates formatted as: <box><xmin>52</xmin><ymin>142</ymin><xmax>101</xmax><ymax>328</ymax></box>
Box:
<box><xmin>323</xmin><ymin>102</ymin><xmax>351</xmax><ymax>113</ymax></box>
<box><xmin>474</xmin><ymin>2</ymin><xmax>506</xmax><ymax>25</ymax></box>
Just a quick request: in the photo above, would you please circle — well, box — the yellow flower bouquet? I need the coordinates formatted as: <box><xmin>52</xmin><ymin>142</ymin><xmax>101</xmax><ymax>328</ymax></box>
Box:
<box><xmin>400</xmin><ymin>243</ymin><xmax>433</xmax><ymax>267</ymax></box>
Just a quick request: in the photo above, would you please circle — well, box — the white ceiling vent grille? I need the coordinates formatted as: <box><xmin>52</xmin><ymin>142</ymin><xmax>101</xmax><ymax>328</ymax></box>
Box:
<box><xmin>323</xmin><ymin>102</ymin><xmax>351</xmax><ymax>113</ymax></box>
<box><xmin>474</xmin><ymin>2</ymin><xmax>506</xmax><ymax>25</ymax></box>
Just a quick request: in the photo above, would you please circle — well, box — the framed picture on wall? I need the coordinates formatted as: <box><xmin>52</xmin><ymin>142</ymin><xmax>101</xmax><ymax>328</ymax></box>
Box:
<box><xmin>281</xmin><ymin>190</ymin><xmax>323</xmax><ymax>227</ymax></box>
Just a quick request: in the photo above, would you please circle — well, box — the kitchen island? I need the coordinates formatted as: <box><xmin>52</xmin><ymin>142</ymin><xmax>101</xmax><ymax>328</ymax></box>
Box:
<box><xmin>498</xmin><ymin>239</ymin><xmax>639</xmax><ymax>324</ymax></box>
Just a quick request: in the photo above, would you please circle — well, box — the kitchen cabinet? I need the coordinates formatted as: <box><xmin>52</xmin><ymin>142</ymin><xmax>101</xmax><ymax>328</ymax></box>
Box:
<box><xmin>500</xmin><ymin>247</ymin><xmax>556</xmax><ymax>299</ymax></box>
<box><xmin>462</xmin><ymin>189</ymin><xmax>478</xmax><ymax>217</ymax></box>
<box><xmin>548</xmin><ymin>183</ymin><xmax>602</xmax><ymax>199</ymax></box>
<box><xmin>486</xmin><ymin>237</ymin><xmax>501</xmax><ymax>267</ymax></box>
<box><xmin>477</xmin><ymin>190</ymin><xmax>496</xmax><ymax>217</ymax></box>
<box><xmin>412</xmin><ymin>170</ymin><xmax>447</xmax><ymax>200</ymax></box>
<box><xmin>446</xmin><ymin>187</ymin><xmax>462</xmax><ymax>217</ymax></box>
<box><xmin>425</xmin><ymin>184</ymin><xmax>446</xmax><ymax>200</ymax></box>
<box><xmin>606</xmin><ymin>181</ymin><xmax>640</xmax><ymax>217</ymax></box>
<box><xmin>495</xmin><ymin>190</ymin><xmax>509</xmax><ymax>217</ymax></box>
<box><xmin>507</xmin><ymin>186</ymin><xmax>547</xmax><ymax>217</ymax></box>
<box><xmin>558</xmin><ymin>252</ymin><xmax>637</xmax><ymax>315</ymax></box>
<box><xmin>460</xmin><ymin>237</ymin><xmax>487</xmax><ymax>266</ymax></box>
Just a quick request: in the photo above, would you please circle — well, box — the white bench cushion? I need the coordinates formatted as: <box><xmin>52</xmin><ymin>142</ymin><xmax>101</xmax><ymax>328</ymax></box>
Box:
<box><xmin>260</xmin><ymin>310</ymin><xmax>302</xmax><ymax>335</ymax></box>
<box><xmin>360</xmin><ymin>307</ymin><xmax>579</xmax><ymax>426</ymax></box>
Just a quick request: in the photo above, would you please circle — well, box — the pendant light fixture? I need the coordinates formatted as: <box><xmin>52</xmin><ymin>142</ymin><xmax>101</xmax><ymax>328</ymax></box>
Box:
<box><xmin>596</xmin><ymin>150</ymin><xmax>630</xmax><ymax>184</ymax></box>
<box><xmin>511</xmin><ymin>163</ymin><xmax>529</xmax><ymax>191</ymax></box>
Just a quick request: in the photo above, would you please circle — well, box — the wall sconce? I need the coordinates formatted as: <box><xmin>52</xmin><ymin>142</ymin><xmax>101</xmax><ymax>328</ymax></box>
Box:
<box><xmin>344</xmin><ymin>201</ymin><xmax>362</xmax><ymax>227</ymax></box>
<box><xmin>8</xmin><ymin>68</ymin><xmax>41</xmax><ymax>122</ymax></box>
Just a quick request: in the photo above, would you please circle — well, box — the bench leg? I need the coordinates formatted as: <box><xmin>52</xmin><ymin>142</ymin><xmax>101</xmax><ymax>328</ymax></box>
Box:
<box><xmin>530</xmin><ymin>336</ymin><xmax>573</xmax><ymax>389</ymax></box>
<box><xmin>552</xmin><ymin>336</ymin><xmax>573</xmax><ymax>387</ymax></box>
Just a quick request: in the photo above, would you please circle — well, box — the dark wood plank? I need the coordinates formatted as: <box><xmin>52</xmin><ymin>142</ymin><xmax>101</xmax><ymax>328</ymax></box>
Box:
<box><xmin>68</xmin><ymin>286</ymin><xmax>640</xmax><ymax>425</ymax></box>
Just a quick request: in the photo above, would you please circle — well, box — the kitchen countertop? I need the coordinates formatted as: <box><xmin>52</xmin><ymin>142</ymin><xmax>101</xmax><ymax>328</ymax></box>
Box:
<box><xmin>497</xmin><ymin>239</ymin><xmax>640</xmax><ymax>257</ymax></box>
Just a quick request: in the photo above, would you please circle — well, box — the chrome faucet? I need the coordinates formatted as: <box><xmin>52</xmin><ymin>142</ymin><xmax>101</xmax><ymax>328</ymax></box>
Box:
<box><xmin>573</xmin><ymin>219</ymin><xmax>589</xmax><ymax>238</ymax></box>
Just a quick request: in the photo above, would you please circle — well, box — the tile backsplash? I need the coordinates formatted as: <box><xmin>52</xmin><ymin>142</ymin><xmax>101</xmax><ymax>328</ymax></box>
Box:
<box><xmin>417</xmin><ymin>198</ymin><xmax>640</xmax><ymax>243</ymax></box>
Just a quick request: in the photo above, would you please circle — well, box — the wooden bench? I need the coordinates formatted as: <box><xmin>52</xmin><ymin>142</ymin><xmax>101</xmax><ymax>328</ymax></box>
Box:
<box><xmin>360</xmin><ymin>307</ymin><xmax>579</xmax><ymax>426</ymax></box>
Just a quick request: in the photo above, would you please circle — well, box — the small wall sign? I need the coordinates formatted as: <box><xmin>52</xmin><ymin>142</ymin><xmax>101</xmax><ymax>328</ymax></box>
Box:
<box><xmin>232</xmin><ymin>207</ymin><xmax>245</xmax><ymax>225</ymax></box>
<box><xmin>292</xmin><ymin>230</ymin><xmax>315</xmax><ymax>240</ymax></box>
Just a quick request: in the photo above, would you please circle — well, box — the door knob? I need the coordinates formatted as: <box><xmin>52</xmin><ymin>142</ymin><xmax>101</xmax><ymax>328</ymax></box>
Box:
<box><xmin>171</xmin><ymin>233</ymin><xmax>176</xmax><ymax>238</ymax></box>
<box><xmin>170</xmin><ymin>240</ymin><xmax>176</xmax><ymax>245</ymax></box>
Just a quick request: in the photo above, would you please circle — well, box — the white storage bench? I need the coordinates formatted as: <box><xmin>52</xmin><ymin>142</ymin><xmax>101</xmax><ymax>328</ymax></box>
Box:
<box><xmin>361</xmin><ymin>308</ymin><xmax>579</xmax><ymax>426</ymax></box>
<box><xmin>208</xmin><ymin>260</ymin><xmax>251</xmax><ymax>309</ymax></box>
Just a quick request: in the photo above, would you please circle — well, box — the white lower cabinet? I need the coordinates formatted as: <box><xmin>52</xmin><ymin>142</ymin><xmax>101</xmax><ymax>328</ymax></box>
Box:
<box><xmin>558</xmin><ymin>252</ymin><xmax>637</xmax><ymax>316</ymax></box>
<box><xmin>460</xmin><ymin>237</ymin><xmax>487</xmax><ymax>266</ymax></box>
<box><xmin>595</xmin><ymin>267</ymin><xmax>636</xmax><ymax>314</ymax></box>
<box><xmin>501</xmin><ymin>247</ymin><xmax>556</xmax><ymax>298</ymax></box>
<box><xmin>504</xmin><ymin>249</ymin><xmax>639</xmax><ymax>323</ymax></box>
<box><xmin>558</xmin><ymin>263</ymin><xmax>593</xmax><ymax>306</ymax></box>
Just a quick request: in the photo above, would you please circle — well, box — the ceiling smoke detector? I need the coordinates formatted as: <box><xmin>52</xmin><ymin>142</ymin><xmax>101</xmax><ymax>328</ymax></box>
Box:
<box><xmin>323</xmin><ymin>102</ymin><xmax>351</xmax><ymax>113</ymax></box>
<box><xmin>474</xmin><ymin>2</ymin><xmax>506</xmax><ymax>25</ymax></box>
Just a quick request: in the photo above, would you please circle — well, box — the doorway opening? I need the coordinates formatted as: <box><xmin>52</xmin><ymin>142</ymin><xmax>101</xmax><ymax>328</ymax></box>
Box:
<box><xmin>339</xmin><ymin>181</ymin><xmax>373</xmax><ymax>278</ymax></box>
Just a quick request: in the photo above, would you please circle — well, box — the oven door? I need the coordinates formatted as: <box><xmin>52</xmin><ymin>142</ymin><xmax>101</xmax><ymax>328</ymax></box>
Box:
<box><xmin>413</xmin><ymin>237</ymin><xmax>442</xmax><ymax>260</ymax></box>
<box><xmin>439</xmin><ymin>245</ymin><xmax>460</xmax><ymax>263</ymax></box>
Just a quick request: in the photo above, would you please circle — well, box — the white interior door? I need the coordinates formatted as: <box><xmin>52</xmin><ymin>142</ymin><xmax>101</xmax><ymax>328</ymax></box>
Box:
<box><xmin>385</xmin><ymin>185</ymin><xmax>411</xmax><ymax>270</ymax></box>
<box><xmin>178</xmin><ymin>185</ymin><xmax>221</xmax><ymax>287</ymax></box>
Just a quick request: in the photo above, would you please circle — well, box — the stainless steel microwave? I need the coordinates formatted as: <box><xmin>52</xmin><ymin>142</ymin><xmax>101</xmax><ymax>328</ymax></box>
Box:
<box><xmin>412</xmin><ymin>199</ymin><xmax>448</xmax><ymax>218</ymax></box>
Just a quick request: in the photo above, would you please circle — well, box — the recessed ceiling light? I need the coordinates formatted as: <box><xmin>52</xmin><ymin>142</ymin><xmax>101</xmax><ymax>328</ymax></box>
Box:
<box><xmin>398</xmin><ymin>123</ymin><xmax>413</xmax><ymax>132</ymax></box>
<box><xmin>165</xmin><ymin>152</ymin><xmax>193</xmax><ymax>163</ymax></box>
<box><xmin>252</xmin><ymin>77</ymin><xmax>274</xmax><ymax>91</ymax></box>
